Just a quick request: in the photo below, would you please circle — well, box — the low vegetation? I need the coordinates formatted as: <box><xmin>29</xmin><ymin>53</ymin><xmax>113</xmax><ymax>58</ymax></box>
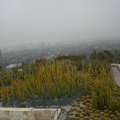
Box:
<box><xmin>0</xmin><ymin>55</ymin><xmax>120</xmax><ymax>118</ymax></box>
<box><xmin>68</xmin><ymin>94</ymin><xmax>120</xmax><ymax>120</ymax></box>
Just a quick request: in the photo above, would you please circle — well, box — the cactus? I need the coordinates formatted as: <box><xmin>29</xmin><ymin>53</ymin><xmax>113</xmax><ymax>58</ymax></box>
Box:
<box><xmin>110</xmin><ymin>114</ymin><xmax>115</xmax><ymax>119</ymax></box>
<box><xmin>75</xmin><ymin>112</ymin><xmax>80</xmax><ymax>117</ymax></box>
<box><xmin>84</xmin><ymin>116</ymin><xmax>89</xmax><ymax>120</ymax></box>
<box><xmin>113</xmin><ymin>117</ymin><xmax>119</xmax><ymax>120</ymax></box>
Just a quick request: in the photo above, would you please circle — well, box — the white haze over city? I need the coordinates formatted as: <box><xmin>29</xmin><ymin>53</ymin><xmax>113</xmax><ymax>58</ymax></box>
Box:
<box><xmin>0</xmin><ymin>0</ymin><xmax>120</xmax><ymax>47</ymax></box>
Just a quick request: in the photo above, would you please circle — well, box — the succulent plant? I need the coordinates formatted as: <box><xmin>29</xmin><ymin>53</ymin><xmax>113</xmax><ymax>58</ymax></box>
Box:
<box><xmin>110</xmin><ymin>114</ymin><xmax>115</xmax><ymax>119</ymax></box>
<box><xmin>86</xmin><ymin>103</ymin><xmax>90</xmax><ymax>106</ymax></box>
<box><xmin>104</xmin><ymin>118</ymin><xmax>110</xmax><ymax>120</ymax></box>
<box><xmin>82</xmin><ymin>98</ymin><xmax>85</xmax><ymax>102</ymax></box>
<box><xmin>89</xmin><ymin>110</ymin><xmax>93</xmax><ymax>114</ymax></box>
<box><xmin>104</xmin><ymin>109</ymin><xmax>109</xmax><ymax>113</ymax></box>
<box><xmin>114</xmin><ymin>111</ymin><xmax>119</xmax><ymax>115</ymax></box>
<box><xmin>101</xmin><ymin>116</ymin><xmax>105</xmax><ymax>120</ymax></box>
<box><xmin>82</xmin><ymin>96</ymin><xmax>85</xmax><ymax>99</ymax></box>
<box><xmin>84</xmin><ymin>116</ymin><xmax>89</xmax><ymax>120</ymax></box>
<box><xmin>71</xmin><ymin>107</ymin><xmax>77</xmax><ymax>111</ymax></box>
<box><xmin>79</xmin><ymin>114</ymin><xmax>84</xmax><ymax>118</ymax></box>
<box><xmin>94</xmin><ymin>118</ymin><xmax>99</xmax><ymax>120</ymax></box>
<box><xmin>70</xmin><ymin>112</ymin><xmax>74</xmax><ymax>116</ymax></box>
<box><xmin>90</xmin><ymin>113</ymin><xmax>95</xmax><ymax>116</ymax></box>
<box><xmin>82</xmin><ymin>111</ymin><xmax>86</xmax><ymax>116</ymax></box>
<box><xmin>76</xmin><ymin>104</ymin><xmax>80</xmax><ymax>107</ymax></box>
<box><xmin>83</xmin><ymin>100</ymin><xmax>87</xmax><ymax>105</ymax></box>
<box><xmin>90</xmin><ymin>102</ymin><xmax>93</xmax><ymax>105</ymax></box>
<box><xmin>76</xmin><ymin>109</ymin><xmax>81</xmax><ymax>113</ymax></box>
<box><xmin>80</xmin><ymin>106</ymin><xmax>84</xmax><ymax>109</ymax></box>
<box><xmin>95</xmin><ymin>110</ymin><xmax>100</xmax><ymax>114</ymax></box>
<box><xmin>100</xmin><ymin>112</ymin><xmax>105</xmax><ymax>116</ymax></box>
<box><xmin>85</xmin><ymin>110</ymin><xmax>90</xmax><ymax>115</ymax></box>
<box><xmin>108</xmin><ymin>111</ymin><xmax>113</xmax><ymax>115</ymax></box>
<box><xmin>89</xmin><ymin>107</ymin><xmax>93</xmax><ymax>110</ymax></box>
<box><xmin>104</xmin><ymin>106</ymin><xmax>108</xmax><ymax>109</ymax></box>
<box><xmin>116</xmin><ymin>113</ymin><xmax>120</xmax><ymax>117</ymax></box>
<box><xmin>86</xmin><ymin>99</ymin><xmax>90</xmax><ymax>102</ymax></box>
<box><xmin>83</xmin><ymin>108</ymin><xmax>87</xmax><ymax>112</ymax></box>
<box><xmin>104</xmin><ymin>113</ymin><xmax>109</xmax><ymax>118</ymax></box>
<box><xmin>92</xmin><ymin>108</ymin><xmax>95</xmax><ymax>112</ymax></box>
<box><xmin>113</xmin><ymin>117</ymin><xmax>119</xmax><ymax>120</ymax></box>
<box><xmin>95</xmin><ymin>114</ymin><xmax>100</xmax><ymax>118</ymax></box>
<box><xmin>74</xmin><ymin>117</ymin><xmax>79</xmax><ymax>120</ymax></box>
<box><xmin>90</xmin><ymin>115</ymin><xmax>95</xmax><ymax>119</ymax></box>
<box><xmin>72</xmin><ymin>103</ymin><xmax>76</xmax><ymax>107</ymax></box>
<box><xmin>76</xmin><ymin>98</ymin><xmax>80</xmax><ymax>102</ymax></box>
<box><xmin>79</xmin><ymin>118</ymin><xmax>84</xmax><ymax>120</ymax></box>
<box><xmin>86</xmin><ymin>94</ymin><xmax>90</xmax><ymax>99</ymax></box>
<box><xmin>70</xmin><ymin>116</ymin><xmax>75</xmax><ymax>120</ymax></box>
<box><xmin>90</xmin><ymin>99</ymin><xmax>93</xmax><ymax>102</ymax></box>
<box><xmin>89</xmin><ymin>103</ymin><xmax>93</xmax><ymax>107</ymax></box>
<box><xmin>75</xmin><ymin>112</ymin><xmax>80</xmax><ymax>117</ymax></box>
<box><xmin>76</xmin><ymin>102</ymin><xmax>80</xmax><ymax>104</ymax></box>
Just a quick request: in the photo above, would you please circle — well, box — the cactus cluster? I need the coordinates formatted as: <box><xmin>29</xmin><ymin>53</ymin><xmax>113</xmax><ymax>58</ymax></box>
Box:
<box><xmin>69</xmin><ymin>94</ymin><xmax>120</xmax><ymax>120</ymax></box>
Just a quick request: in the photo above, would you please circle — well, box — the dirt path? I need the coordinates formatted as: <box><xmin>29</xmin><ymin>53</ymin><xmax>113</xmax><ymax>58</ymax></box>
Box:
<box><xmin>112</xmin><ymin>66</ymin><xmax>120</xmax><ymax>86</ymax></box>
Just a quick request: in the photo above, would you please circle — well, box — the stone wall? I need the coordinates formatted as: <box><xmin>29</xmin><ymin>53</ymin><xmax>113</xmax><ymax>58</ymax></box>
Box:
<box><xmin>118</xmin><ymin>64</ymin><xmax>120</xmax><ymax>71</ymax></box>
<box><xmin>111</xmin><ymin>63</ymin><xmax>120</xmax><ymax>71</ymax></box>
<box><xmin>0</xmin><ymin>108</ymin><xmax>61</xmax><ymax>120</ymax></box>
<box><xmin>111</xmin><ymin>63</ymin><xmax>118</xmax><ymax>67</ymax></box>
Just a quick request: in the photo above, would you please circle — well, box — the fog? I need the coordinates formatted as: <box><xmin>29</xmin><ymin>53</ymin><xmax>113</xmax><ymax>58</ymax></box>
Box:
<box><xmin>0</xmin><ymin>0</ymin><xmax>120</xmax><ymax>47</ymax></box>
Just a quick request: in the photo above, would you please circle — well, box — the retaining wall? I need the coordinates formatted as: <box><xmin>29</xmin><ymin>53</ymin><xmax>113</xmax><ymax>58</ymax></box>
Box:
<box><xmin>0</xmin><ymin>108</ymin><xmax>61</xmax><ymax>120</ymax></box>
<box><xmin>118</xmin><ymin>64</ymin><xmax>120</xmax><ymax>71</ymax></box>
<box><xmin>111</xmin><ymin>63</ymin><xmax>120</xmax><ymax>71</ymax></box>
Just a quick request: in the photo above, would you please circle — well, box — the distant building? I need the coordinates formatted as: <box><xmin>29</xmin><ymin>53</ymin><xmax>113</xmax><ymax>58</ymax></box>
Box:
<box><xmin>6</xmin><ymin>63</ymin><xmax>22</xmax><ymax>69</ymax></box>
<box><xmin>18</xmin><ymin>69</ymin><xmax>23</xmax><ymax>72</ymax></box>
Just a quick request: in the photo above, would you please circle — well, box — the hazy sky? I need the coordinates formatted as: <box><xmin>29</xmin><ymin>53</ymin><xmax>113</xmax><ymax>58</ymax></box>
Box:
<box><xmin>0</xmin><ymin>0</ymin><xmax>120</xmax><ymax>46</ymax></box>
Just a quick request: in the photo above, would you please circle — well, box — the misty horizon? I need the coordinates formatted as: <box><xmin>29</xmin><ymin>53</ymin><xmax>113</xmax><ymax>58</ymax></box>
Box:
<box><xmin>0</xmin><ymin>0</ymin><xmax>120</xmax><ymax>47</ymax></box>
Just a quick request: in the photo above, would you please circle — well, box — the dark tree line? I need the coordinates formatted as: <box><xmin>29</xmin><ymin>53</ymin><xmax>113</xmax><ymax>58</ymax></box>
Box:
<box><xmin>56</xmin><ymin>50</ymin><xmax>120</xmax><ymax>63</ymax></box>
<box><xmin>56</xmin><ymin>54</ymin><xmax>86</xmax><ymax>61</ymax></box>
<box><xmin>90</xmin><ymin>50</ymin><xmax>120</xmax><ymax>63</ymax></box>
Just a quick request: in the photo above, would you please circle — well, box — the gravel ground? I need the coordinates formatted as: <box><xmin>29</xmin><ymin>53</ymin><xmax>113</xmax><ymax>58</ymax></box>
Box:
<box><xmin>58</xmin><ymin>105</ymin><xmax>72</xmax><ymax>120</ymax></box>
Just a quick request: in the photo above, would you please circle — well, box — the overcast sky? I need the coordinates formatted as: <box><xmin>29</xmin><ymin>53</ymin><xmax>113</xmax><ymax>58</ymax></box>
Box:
<box><xmin>0</xmin><ymin>0</ymin><xmax>120</xmax><ymax>47</ymax></box>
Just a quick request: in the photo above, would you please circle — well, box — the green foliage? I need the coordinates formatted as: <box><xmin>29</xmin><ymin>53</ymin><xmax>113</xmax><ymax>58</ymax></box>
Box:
<box><xmin>90</xmin><ymin>50</ymin><xmax>98</xmax><ymax>60</ymax></box>
<box><xmin>90</xmin><ymin>50</ymin><xmax>116</xmax><ymax>63</ymax></box>
<box><xmin>56</xmin><ymin>54</ymin><xmax>86</xmax><ymax>61</ymax></box>
<box><xmin>0</xmin><ymin>58</ymin><xmax>119</xmax><ymax>112</ymax></box>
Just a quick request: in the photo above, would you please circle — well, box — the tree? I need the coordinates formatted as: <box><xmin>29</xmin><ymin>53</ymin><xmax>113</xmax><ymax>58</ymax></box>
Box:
<box><xmin>0</xmin><ymin>66</ymin><xmax>2</xmax><ymax>72</ymax></box>
<box><xmin>82</xmin><ymin>54</ymin><xmax>86</xmax><ymax>60</ymax></box>
<box><xmin>90</xmin><ymin>50</ymin><xmax>97</xmax><ymax>59</ymax></box>
<box><xmin>114</xmin><ymin>50</ymin><xmax>119</xmax><ymax>63</ymax></box>
<box><xmin>103</xmin><ymin>50</ymin><xmax>114</xmax><ymax>63</ymax></box>
<box><xmin>97</xmin><ymin>52</ymin><xmax>106</xmax><ymax>61</ymax></box>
